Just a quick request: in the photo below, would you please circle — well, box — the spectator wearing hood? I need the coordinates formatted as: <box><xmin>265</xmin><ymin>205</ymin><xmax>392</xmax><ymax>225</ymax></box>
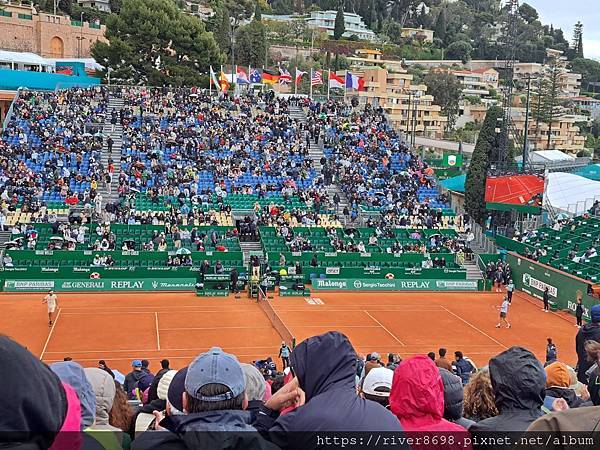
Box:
<box><xmin>545</xmin><ymin>361</ymin><xmax>589</xmax><ymax>408</ymax></box>
<box><xmin>390</xmin><ymin>355</ymin><xmax>469</xmax><ymax>441</ymax></box>
<box><xmin>136</xmin><ymin>348</ymin><xmax>277</xmax><ymax>450</ymax></box>
<box><xmin>470</xmin><ymin>347</ymin><xmax>545</xmax><ymax>433</ymax></box>
<box><xmin>124</xmin><ymin>360</ymin><xmax>146</xmax><ymax>399</ymax></box>
<box><xmin>439</xmin><ymin>368</ymin><xmax>475</xmax><ymax>430</ymax></box>
<box><xmin>84</xmin><ymin>367</ymin><xmax>130</xmax><ymax>449</ymax></box>
<box><xmin>0</xmin><ymin>335</ymin><xmax>82</xmax><ymax>449</ymax></box>
<box><xmin>575</xmin><ymin>304</ymin><xmax>600</xmax><ymax>384</ymax></box>
<box><xmin>51</xmin><ymin>361</ymin><xmax>97</xmax><ymax>429</ymax></box>
<box><xmin>241</xmin><ymin>363</ymin><xmax>267</xmax><ymax>424</ymax></box>
<box><xmin>256</xmin><ymin>331</ymin><xmax>405</xmax><ymax>450</ymax></box>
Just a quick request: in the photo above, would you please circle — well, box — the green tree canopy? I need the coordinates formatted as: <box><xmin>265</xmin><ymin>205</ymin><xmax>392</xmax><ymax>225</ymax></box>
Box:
<box><xmin>234</xmin><ymin>19</ymin><xmax>267</xmax><ymax>68</ymax></box>
<box><xmin>92</xmin><ymin>0</ymin><xmax>223</xmax><ymax>86</ymax></box>
<box><xmin>446</xmin><ymin>40</ymin><xmax>472</xmax><ymax>63</ymax></box>
<box><xmin>423</xmin><ymin>71</ymin><xmax>463</xmax><ymax>130</ymax></box>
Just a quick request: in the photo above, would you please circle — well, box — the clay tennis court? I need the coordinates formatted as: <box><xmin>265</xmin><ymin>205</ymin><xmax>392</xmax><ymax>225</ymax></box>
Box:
<box><xmin>0</xmin><ymin>290</ymin><xmax>578</xmax><ymax>373</ymax></box>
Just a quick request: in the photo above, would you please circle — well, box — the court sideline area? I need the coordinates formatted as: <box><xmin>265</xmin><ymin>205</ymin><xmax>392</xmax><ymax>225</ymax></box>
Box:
<box><xmin>0</xmin><ymin>290</ymin><xmax>578</xmax><ymax>373</ymax></box>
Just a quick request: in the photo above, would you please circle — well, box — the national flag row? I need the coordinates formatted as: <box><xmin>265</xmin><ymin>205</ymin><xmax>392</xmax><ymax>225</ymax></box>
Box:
<box><xmin>210</xmin><ymin>66</ymin><xmax>365</xmax><ymax>91</ymax></box>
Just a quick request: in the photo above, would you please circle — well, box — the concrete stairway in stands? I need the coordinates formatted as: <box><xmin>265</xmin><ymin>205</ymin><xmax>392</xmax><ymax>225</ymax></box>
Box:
<box><xmin>462</xmin><ymin>257</ymin><xmax>484</xmax><ymax>280</ymax></box>
<box><xmin>240</xmin><ymin>241</ymin><xmax>263</xmax><ymax>265</ymax></box>
<box><xmin>0</xmin><ymin>230</ymin><xmax>12</xmax><ymax>249</ymax></box>
<box><xmin>288</xmin><ymin>105</ymin><xmax>350</xmax><ymax>217</ymax></box>
<box><xmin>98</xmin><ymin>95</ymin><xmax>124</xmax><ymax>206</ymax></box>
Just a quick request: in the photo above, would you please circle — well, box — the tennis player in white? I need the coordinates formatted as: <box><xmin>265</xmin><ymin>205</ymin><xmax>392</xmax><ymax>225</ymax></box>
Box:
<box><xmin>42</xmin><ymin>289</ymin><xmax>58</xmax><ymax>326</ymax></box>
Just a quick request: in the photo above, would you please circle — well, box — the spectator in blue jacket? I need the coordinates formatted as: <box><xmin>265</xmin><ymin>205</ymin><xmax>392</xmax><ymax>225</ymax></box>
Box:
<box><xmin>454</xmin><ymin>351</ymin><xmax>475</xmax><ymax>385</ymax></box>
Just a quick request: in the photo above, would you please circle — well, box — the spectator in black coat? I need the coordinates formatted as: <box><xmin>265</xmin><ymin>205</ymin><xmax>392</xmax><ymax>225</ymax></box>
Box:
<box><xmin>470</xmin><ymin>347</ymin><xmax>545</xmax><ymax>433</ymax></box>
<box><xmin>576</xmin><ymin>304</ymin><xmax>600</xmax><ymax>384</ymax></box>
<box><xmin>256</xmin><ymin>331</ymin><xmax>405</xmax><ymax>450</ymax></box>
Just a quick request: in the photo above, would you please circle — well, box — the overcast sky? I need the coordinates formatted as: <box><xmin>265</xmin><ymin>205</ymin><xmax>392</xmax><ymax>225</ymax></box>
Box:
<box><xmin>523</xmin><ymin>0</ymin><xmax>600</xmax><ymax>60</ymax></box>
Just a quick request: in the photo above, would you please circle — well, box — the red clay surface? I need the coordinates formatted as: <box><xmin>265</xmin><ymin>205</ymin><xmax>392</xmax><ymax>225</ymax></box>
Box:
<box><xmin>0</xmin><ymin>289</ymin><xmax>578</xmax><ymax>373</ymax></box>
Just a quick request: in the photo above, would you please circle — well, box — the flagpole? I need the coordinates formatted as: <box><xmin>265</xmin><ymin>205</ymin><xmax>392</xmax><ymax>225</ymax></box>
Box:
<box><xmin>294</xmin><ymin>68</ymin><xmax>298</xmax><ymax>96</ymax></box>
<box><xmin>309</xmin><ymin>68</ymin><xmax>313</xmax><ymax>100</ymax></box>
<box><xmin>344</xmin><ymin>69</ymin><xmax>347</xmax><ymax>99</ymax></box>
<box><xmin>327</xmin><ymin>69</ymin><xmax>331</xmax><ymax>100</ymax></box>
<box><xmin>209</xmin><ymin>66</ymin><xmax>213</xmax><ymax>97</ymax></box>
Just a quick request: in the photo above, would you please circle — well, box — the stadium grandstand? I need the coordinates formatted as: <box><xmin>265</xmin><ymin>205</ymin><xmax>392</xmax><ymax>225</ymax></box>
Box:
<box><xmin>2</xmin><ymin>85</ymin><xmax>600</xmax><ymax>446</ymax></box>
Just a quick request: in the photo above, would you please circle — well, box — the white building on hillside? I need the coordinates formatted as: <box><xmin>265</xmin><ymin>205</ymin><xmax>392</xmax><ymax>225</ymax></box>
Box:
<box><xmin>262</xmin><ymin>11</ymin><xmax>376</xmax><ymax>41</ymax></box>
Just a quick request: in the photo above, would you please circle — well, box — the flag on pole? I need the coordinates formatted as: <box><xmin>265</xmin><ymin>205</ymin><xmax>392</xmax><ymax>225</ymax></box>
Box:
<box><xmin>278</xmin><ymin>66</ymin><xmax>292</xmax><ymax>84</ymax></box>
<box><xmin>249</xmin><ymin>68</ymin><xmax>262</xmax><ymax>84</ymax></box>
<box><xmin>295</xmin><ymin>69</ymin><xmax>307</xmax><ymax>85</ymax></box>
<box><xmin>219</xmin><ymin>70</ymin><xmax>230</xmax><ymax>92</ymax></box>
<box><xmin>345</xmin><ymin>72</ymin><xmax>365</xmax><ymax>91</ymax></box>
<box><xmin>311</xmin><ymin>69</ymin><xmax>323</xmax><ymax>86</ymax></box>
<box><xmin>328</xmin><ymin>71</ymin><xmax>345</xmax><ymax>89</ymax></box>
<box><xmin>236</xmin><ymin>66</ymin><xmax>250</xmax><ymax>84</ymax></box>
<box><xmin>209</xmin><ymin>66</ymin><xmax>221</xmax><ymax>91</ymax></box>
<box><xmin>262</xmin><ymin>69</ymin><xmax>280</xmax><ymax>85</ymax></box>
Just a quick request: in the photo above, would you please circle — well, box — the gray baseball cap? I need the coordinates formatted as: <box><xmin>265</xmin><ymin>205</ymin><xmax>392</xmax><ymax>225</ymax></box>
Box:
<box><xmin>185</xmin><ymin>347</ymin><xmax>246</xmax><ymax>401</ymax></box>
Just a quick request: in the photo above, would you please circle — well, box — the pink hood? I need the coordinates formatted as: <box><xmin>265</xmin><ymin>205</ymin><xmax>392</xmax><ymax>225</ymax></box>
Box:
<box><xmin>390</xmin><ymin>355</ymin><xmax>466</xmax><ymax>433</ymax></box>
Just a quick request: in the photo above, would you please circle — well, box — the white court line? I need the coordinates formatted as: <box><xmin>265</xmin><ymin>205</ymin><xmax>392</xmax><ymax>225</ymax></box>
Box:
<box><xmin>155</xmin><ymin>312</ymin><xmax>161</xmax><ymax>351</ymax></box>
<box><xmin>440</xmin><ymin>306</ymin><xmax>507</xmax><ymax>349</ymax></box>
<box><xmin>43</xmin><ymin>353</ymin><xmax>277</xmax><ymax>363</ymax></box>
<box><xmin>364</xmin><ymin>311</ymin><xmax>406</xmax><ymax>346</ymax></box>
<box><xmin>40</xmin><ymin>308</ymin><xmax>61</xmax><ymax>360</ymax></box>
<box><xmin>43</xmin><ymin>345</ymin><xmax>278</xmax><ymax>354</ymax></box>
<box><xmin>160</xmin><ymin>326</ymin><xmax>275</xmax><ymax>331</ymax></box>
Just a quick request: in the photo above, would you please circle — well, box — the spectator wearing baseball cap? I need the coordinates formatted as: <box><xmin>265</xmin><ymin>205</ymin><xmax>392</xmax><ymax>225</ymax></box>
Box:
<box><xmin>133</xmin><ymin>348</ymin><xmax>278</xmax><ymax>450</ymax></box>
<box><xmin>361</xmin><ymin>367</ymin><xmax>393</xmax><ymax>407</ymax></box>
<box><xmin>124</xmin><ymin>360</ymin><xmax>146</xmax><ymax>400</ymax></box>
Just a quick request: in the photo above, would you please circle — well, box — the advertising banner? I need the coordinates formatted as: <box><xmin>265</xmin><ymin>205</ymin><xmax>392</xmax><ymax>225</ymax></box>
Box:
<box><xmin>312</xmin><ymin>278</ymin><xmax>479</xmax><ymax>291</ymax></box>
<box><xmin>4</xmin><ymin>278</ymin><xmax>196</xmax><ymax>292</ymax></box>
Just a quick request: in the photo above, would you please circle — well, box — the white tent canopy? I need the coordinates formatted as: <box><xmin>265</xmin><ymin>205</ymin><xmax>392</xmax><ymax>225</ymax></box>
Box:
<box><xmin>543</xmin><ymin>172</ymin><xmax>600</xmax><ymax>215</ymax></box>
<box><xmin>0</xmin><ymin>50</ymin><xmax>53</xmax><ymax>69</ymax></box>
<box><xmin>529</xmin><ymin>150</ymin><xmax>575</xmax><ymax>164</ymax></box>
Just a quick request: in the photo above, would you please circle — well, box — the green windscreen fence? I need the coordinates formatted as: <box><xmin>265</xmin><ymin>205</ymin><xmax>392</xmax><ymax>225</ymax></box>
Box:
<box><xmin>507</xmin><ymin>252</ymin><xmax>598</xmax><ymax>321</ymax></box>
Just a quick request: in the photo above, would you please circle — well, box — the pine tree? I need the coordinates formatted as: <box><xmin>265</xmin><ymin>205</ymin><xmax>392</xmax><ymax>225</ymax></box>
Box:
<box><xmin>434</xmin><ymin>9</ymin><xmax>446</xmax><ymax>44</ymax></box>
<box><xmin>334</xmin><ymin>6</ymin><xmax>346</xmax><ymax>40</ymax></box>
<box><xmin>465</xmin><ymin>106</ymin><xmax>504</xmax><ymax>224</ymax></box>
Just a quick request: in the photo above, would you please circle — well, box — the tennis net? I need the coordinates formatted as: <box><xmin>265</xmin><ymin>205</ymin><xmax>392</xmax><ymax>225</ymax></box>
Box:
<box><xmin>258</xmin><ymin>295</ymin><xmax>295</xmax><ymax>348</ymax></box>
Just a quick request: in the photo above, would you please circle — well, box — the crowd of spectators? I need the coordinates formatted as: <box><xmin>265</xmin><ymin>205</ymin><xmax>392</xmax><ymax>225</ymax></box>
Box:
<box><xmin>0</xmin><ymin>87</ymin><xmax>108</xmax><ymax>212</ymax></box>
<box><xmin>5</xmin><ymin>321</ymin><xmax>600</xmax><ymax>449</ymax></box>
<box><xmin>311</xmin><ymin>100</ymin><xmax>450</xmax><ymax>224</ymax></box>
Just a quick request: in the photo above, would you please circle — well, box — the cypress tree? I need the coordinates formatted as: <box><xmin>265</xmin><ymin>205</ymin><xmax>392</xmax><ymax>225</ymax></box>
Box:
<box><xmin>334</xmin><ymin>6</ymin><xmax>346</xmax><ymax>40</ymax></box>
<box><xmin>465</xmin><ymin>106</ymin><xmax>504</xmax><ymax>224</ymax></box>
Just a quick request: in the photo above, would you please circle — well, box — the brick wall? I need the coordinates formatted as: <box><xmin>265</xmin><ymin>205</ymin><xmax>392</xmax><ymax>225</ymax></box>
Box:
<box><xmin>0</xmin><ymin>8</ymin><xmax>106</xmax><ymax>59</ymax></box>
